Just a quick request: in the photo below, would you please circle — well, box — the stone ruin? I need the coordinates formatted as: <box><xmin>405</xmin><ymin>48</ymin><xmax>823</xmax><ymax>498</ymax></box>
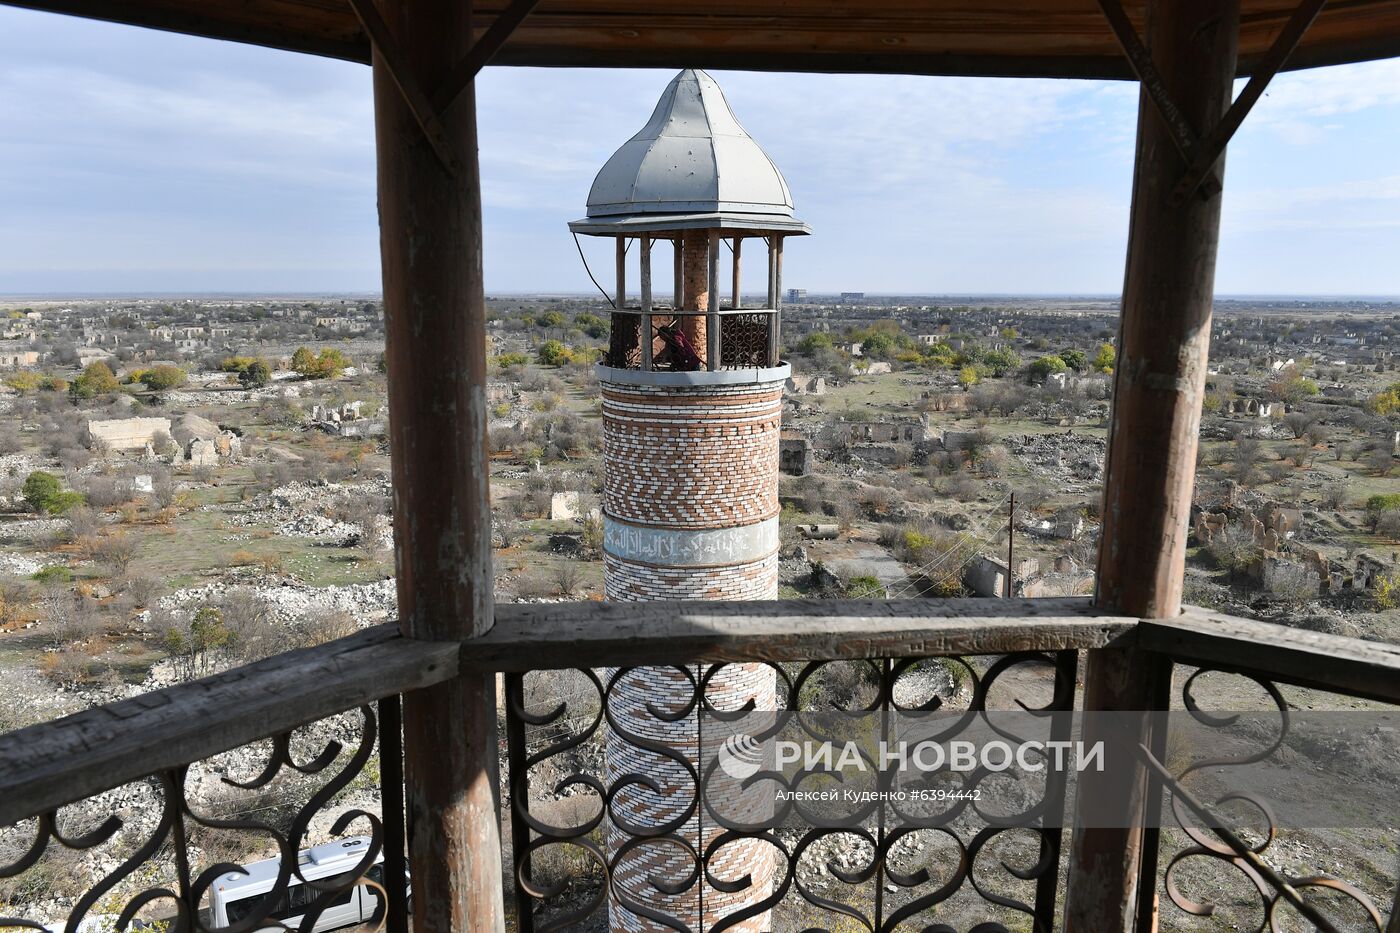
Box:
<box><xmin>779</xmin><ymin>434</ymin><xmax>813</xmax><ymax>476</ymax></box>
<box><xmin>172</xmin><ymin>413</ymin><xmax>243</xmax><ymax>467</ymax></box>
<box><xmin>1225</xmin><ymin>397</ymin><xmax>1276</xmax><ymax>418</ymax></box>
<box><xmin>785</xmin><ymin>375</ymin><xmax>826</xmax><ymax>396</ymax></box>
<box><xmin>1196</xmin><ymin>496</ymin><xmax>1392</xmax><ymax>596</ymax></box>
<box><xmin>310</xmin><ymin>400</ymin><xmax>387</xmax><ymax>438</ymax></box>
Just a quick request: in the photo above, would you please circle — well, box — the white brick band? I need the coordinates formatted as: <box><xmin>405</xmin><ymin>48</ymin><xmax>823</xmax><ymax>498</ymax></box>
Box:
<box><xmin>602</xmin><ymin>515</ymin><xmax>779</xmax><ymax>567</ymax></box>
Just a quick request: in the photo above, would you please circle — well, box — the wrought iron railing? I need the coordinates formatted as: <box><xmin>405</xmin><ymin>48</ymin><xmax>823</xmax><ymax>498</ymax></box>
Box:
<box><xmin>2</xmin><ymin>602</ymin><xmax>1398</xmax><ymax>932</ymax></box>
<box><xmin>604</xmin><ymin>309</ymin><xmax>778</xmax><ymax>372</ymax></box>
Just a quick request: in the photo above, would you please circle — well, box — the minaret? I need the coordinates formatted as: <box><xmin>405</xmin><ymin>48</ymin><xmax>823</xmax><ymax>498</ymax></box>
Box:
<box><xmin>570</xmin><ymin>70</ymin><xmax>808</xmax><ymax>932</ymax></box>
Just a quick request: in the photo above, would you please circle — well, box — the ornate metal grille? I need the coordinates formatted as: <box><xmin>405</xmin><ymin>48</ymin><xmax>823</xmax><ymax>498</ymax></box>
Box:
<box><xmin>608</xmin><ymin>312</ymin><xmax>642</xmax><ymax>369</ymax></box>
<box><xmin>1141</xmin><ymin>666</ymin><xmax>1388</xmax><ymax>933</ymax></box>
<box><xmin>718</xmin><ymin>313</ymin><xmax>773</xmax><ymax>369</ymax></box>
<box><xmin>0</xmin><ymin>700</ymin><xmax>409</xmax><ymax>933</ymax></box>
<box><xmin>504</xmin><ymin>652</ymin><xmax>1077</xmax><ymax>932</ymax></box>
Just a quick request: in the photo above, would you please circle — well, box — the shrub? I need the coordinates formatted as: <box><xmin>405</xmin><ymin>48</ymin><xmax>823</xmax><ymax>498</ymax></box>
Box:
<box><xmin>22</xmin><ymin>471</ymin><xmax>85</xmax><ymax>515</ymax></box>
<box><xmin>69</xmin><ymin>361</ymin><xmax>121</xmax><ymax>399</ymax></box>
<box><xmin>31</xmin><ymin>565</ymin><xmax>73</xmax><ymax>585</ymax></box>
<box><xmin>1029</xmin><ymin>355</ymin><xmax>1069</xmax><ymax>380</ymax></box>
<box><xmin>537</xmin><ymin>340</ymin><xmax>572</xmax><ymax>366</ymax></box>
<box><xmin>291</xmin><ymin>346</ymin><xmax>349</xmax><ymax>379</ymax></box>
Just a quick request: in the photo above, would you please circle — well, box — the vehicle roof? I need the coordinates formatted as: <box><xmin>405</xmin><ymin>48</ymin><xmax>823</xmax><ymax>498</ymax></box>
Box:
<box><xmin>215</xmin><ymin>837</ymin><xmax>374</xmax><ymax>895</ymax></box>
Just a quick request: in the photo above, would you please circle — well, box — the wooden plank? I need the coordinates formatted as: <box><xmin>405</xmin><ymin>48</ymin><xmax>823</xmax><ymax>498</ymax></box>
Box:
<box><xmin>1140</xmin><ymin>608</ymin><xmax>1400</xmax><ymax>705</ymax></box>
<box><xmin>372</xmin><ymin>0</ymin><xmax>505</xmax><ymax>927</ymax></box>
<box><xmin>462</xmin><ymin>597</ymin><xmax>1136</xmax><ymax>670</ymax></box>
<box><xmin>0</xmin><ymin>625</ymin><xmax>457</xmax><ymax>827</ymax></box>
<box><xmin>4</xmin><ymin>0</ymin><xmax>1400</xmax><ymax>79</ymax></box>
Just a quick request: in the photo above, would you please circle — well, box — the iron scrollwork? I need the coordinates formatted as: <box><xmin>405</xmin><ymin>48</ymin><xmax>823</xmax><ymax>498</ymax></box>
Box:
<box><xmin>1144</xmin><ymin>667</ymin><xmax>1386</xmax><ymax>933</ymax></box>
<box><xmin>1</xmin><ymin>702</ymin><xmax>407</xmax><ymax>933</ymax></box>
<box><xmin>505</xmin><ymin>651</ymin><xmax>1077</xmax><ymax>932</ymax></box>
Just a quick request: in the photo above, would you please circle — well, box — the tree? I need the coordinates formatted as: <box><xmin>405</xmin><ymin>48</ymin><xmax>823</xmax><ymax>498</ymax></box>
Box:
<box><xmin>69</xmin><ymin>361</ymin><xmax>120</xmax><ymax>400</ymax></box>
<box><xmin>537</xmin><ymin>340</ymin><xmax>572</xmax><ymax>366</ymax></box>
<box><xmin>232</xmin><ymin>359</ymin><xmax>272</xmax><ymax>388</ymax></box>
<box><xmin>1092</xmin><ymin>343</ymin><xmax>1116</xmax><ymax>373</ymax></box>
<box><xmin>22</xmin><ymin>471</ymin><xmax>84</xmax><ymax>515</ymax></box>
<box><xmin>537</xmin><ymin>310</ymin><xmax>565</xmax><ymax>328</ymax></box>
<box><xmin>291</xmin><ymin>346</ymin><xmax>348</xmax><ymax>379</ymax></box>
<box><xmin>982</xmin><ymin>348</ymin><xmax>1021</xmax><ymax>376</ymax></box>
<box><xmin>1060</xmin><ymin>348</ymin><xmax>1087</xmax><ymax>371</ymax></box>
<box><xmin>140</xmin><ymin>364</ymin><xmax>187</xmax><ymax>392</ymax></box>
<box><xmin>1029</xmin><ymin>355</ymin><xmax>1069</xmax><ymax>380</ymax></box>
<box><xmin>957</xmin><ymin>365</ymin><xmax>980</xmax><ymax>388</ymax></box>
<box><xmin>1233</xmin><ymin>435</ymin><xmax>1264</xmax><ymax>487</ymax></box>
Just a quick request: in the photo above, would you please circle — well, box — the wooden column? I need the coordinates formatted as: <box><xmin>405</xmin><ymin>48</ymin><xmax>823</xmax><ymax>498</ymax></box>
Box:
<box><xmin>731</xmin><ymin>237</ymin><xmax>742</xmax><ymax>310</ymax></box>
<box><xmin>615</xmin><ymin>235</ymin><xmax>626</xmax><ymax>309</ymax></box>
<box><xmin>639</xmin><ymin>234</ymin><xmax>653</xmax><ymax>370</ymax></box>
<box><xmin>371</xmin><ymin>0</ymin><xmax>504</xmax><ymax>928</ymax></box>
<box><xmin>1065</xmin><ymin>1</ymin><xmax>1240</xmax><ymax>930</ymax></box>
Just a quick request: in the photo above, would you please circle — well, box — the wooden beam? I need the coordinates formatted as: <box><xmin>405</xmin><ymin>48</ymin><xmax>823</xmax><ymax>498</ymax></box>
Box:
<box><xmin>373</xmin><ymin>0</ymin><xmax>504</xmax><ymax>927</ymax></box>
<box><xmin>0</xmin><ymin>625</ymin><xmax>457</xmax><ymax>827</ymax></box>
<box><xmin>1140</xmin><ymin>607</ymin><xmax>1400</xmax><ymax>704</ymax></box>
<box><xmin>462</xmin><ymin>597</ymin><xmax>1136</xmax><ymax>671</ymax></box>
<box><xmin>1068</xmin><ymin>1</ymin><xmax>1241</xmax><ymax>929</ymax></box>
<box><xmin>1170</xmin><ymin>0</ymin><xmax>1328</xmax><ymax>204</ymax></box>
<box><xmin>348</xmin><ymin>0</ymin><xmax>460</xmax><ymax>174</ymax></box>
<box><xmin>432</xmin><ymin>0</ymin><xmax>544</xmax><ymax>115</ymax></box>
<box><xmin>1095</xmin><ymin>0</ymin><xmax>1222</xmax><ymax>197</ymax></box>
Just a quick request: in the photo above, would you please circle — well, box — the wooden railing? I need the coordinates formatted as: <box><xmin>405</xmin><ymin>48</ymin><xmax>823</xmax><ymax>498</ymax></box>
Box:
<box><xmin>2</xmin><ymin>600</ymin><xmax>1398</xmax><ymax>931</ymax></box>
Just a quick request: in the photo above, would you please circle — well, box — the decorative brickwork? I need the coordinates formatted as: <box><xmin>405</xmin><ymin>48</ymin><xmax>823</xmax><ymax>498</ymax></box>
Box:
<box><xmin>601</xmin><ymin>370</ymin><xmax>784</xmax><ymax>932</ymax></box>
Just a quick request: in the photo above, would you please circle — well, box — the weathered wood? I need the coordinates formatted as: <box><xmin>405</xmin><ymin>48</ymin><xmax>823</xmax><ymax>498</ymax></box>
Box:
<box><xmin>462</xmin><ymin>597</ymin><xmax>1136</xmax><ymax>670</ymax></box>
<box><xmin>6</xmin><ymin>0</ymin><xmax>1400</xmax><ymax>80</ymax></box>
<box><xmin>639</xmin><ymin>234</ymin><xmax>653</xmax><ymax>369</ymax></box>
<box><xmin>373</xmin><ymin>0</ymin><xmax>504</xmax><ymax>928</ymax></box>
<box><xmin>1141</xmin><ymin>607</ymin><xmax>1400</xmax><ymax>705</ymax></box>
<box><xmin>730</xmin><ymin>236</ymin><xmax>742</xmax><ymax>311</ymax></box>
<box><xmin>1069</xmin><ymin>0</ymin><xmax>1241</xmax><ymax>929</ymax></box>
<box><xmin>615</xmin><ymin>235</ymin><xmax>626</xmax><ymax>310</ymax></box>
<box><xmin>0</xmin><ymin>625</ymin><xmax>457</xmax><ymax>827</ymax></box>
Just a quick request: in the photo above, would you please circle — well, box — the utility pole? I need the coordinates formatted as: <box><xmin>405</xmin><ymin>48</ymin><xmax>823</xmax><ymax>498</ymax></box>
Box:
<box><xmin>1005</xmin><ymin>492</ymin><xmax>1016</xmax><ymax>599</ymax></box>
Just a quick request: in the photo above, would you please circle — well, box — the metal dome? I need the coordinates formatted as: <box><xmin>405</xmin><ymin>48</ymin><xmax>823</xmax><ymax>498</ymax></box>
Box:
<box><xmin>570</xmin><ymin>69</ymin><xmax>809</xmax><ymax>236</ymax></box>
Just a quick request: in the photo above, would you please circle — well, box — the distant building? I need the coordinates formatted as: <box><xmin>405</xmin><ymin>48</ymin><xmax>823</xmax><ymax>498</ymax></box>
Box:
<box><xmin>840</xmin><ymin>291</ymin><xmax>865</xmax><ymax>302</ymax></box>
<box><xmin>785</xmin><ymin>288</ymin><xmax>807</xmax><ymax>303</ymax></box>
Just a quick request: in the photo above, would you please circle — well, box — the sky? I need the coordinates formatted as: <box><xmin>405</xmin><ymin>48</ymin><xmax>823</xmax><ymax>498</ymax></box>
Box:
<box><xmin>2</xmin><ymin>6</ymin><xmax>1399</xmax><ymax>297</ymax></box>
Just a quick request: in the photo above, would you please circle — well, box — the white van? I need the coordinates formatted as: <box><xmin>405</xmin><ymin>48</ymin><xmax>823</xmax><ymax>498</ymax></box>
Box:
<box><xmin>209</xmin><ymin>837</ymin><xmax>401</xmax><ymax>932</ymax></box>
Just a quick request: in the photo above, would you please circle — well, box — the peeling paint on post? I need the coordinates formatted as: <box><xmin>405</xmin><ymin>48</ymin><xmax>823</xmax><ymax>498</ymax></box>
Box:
<box><xmin>1067</xmin><ymin>0</ymin><xmax>1241</xmax><ymax>930</ymax></box>
<box><xmin>372</xmin><ymin>0</ymin><xmax>504</xmax><ymax>930</ymax></box>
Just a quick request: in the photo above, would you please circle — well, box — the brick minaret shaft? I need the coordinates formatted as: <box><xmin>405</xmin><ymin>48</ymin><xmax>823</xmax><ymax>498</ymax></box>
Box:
<box><xmin>600</xmin><ymin>227</ymin><xmax>781</xmax><ymax>932</ymax></box>
<box><xmin>680</xmin><ymin>231</ymin><xmax>709</xmax><ymax>359</ymax></box>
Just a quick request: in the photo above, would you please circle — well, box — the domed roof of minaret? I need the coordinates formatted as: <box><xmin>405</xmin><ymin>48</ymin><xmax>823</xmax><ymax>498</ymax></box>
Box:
<box><xmin>570</xmin><ymin>69</ymin><xmax>809</xmax><ymax>235</ymax></box>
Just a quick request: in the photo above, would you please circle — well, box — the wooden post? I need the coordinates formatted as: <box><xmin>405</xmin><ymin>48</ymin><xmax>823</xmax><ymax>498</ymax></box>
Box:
<box><xmin>673</xmin><ymin>237</ymin><xmax>683</xmax><ymax>309</ymax></box>
<box><xmin>707</xmin><ymin>230</ymin><xmax>720</xmax><ymax>371</ymax></box>
<box><xmin>767</xmin><ymin>236</ymin><xmax>782</xmax><ymax>365</ymax></box>
<box><xmin>615</xmin><ymin>235</ymin><xmax>626</xmax><ymax>310</ymax></box>
<box><xmin>371</xmin><ymin>0</ymin><xmax>505</xmax><ymax>928</ymax></box>
<box><xmin>731</xmin><ymin>237</ymin><xmax>742</xmax><ymax>310</ymax></box>
<box><xmin>1065</xmin><ymin>1</ymin><xmax>1240</xmax><ymax>930</ymax></box>
<box><xmin>640</xmin><ymin>234</ymin><xmax>653</xmax><ymax>371</ymax></box>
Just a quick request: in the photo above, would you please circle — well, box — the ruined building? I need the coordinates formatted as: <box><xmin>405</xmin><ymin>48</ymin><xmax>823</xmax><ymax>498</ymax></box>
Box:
<box><xmin>569</xmin><ymin>68</ymin><xmax>807</xmax><ymax>932</ymax></box>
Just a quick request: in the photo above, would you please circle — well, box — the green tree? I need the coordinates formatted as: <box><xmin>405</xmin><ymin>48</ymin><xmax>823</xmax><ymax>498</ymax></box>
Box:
<box><xmin>292</xmin><ymin>347</ymin><xmax>349</xmax><ymax>379</ymax></box>
<box><xmin>1060</xmin><ymin>348</ymin><xmax>1087</xmax><ymax>371</ymax></box>
<box><xmin>70</xmin><ymin>361</ymin><xmax>120</xmax><ymax>399</ymax></box>
<box><xmin>537</xmin><ymin>310</ymin><xmax>565</xmax><ymax>328</ymax></box>
<box><xmin>140</xmin><ymin>364</ymin><xmax>187</xmax><ymax>392</ymax></box>
<box><xmin>982</xmin><ymin>348</ymin><xmax>1021</xmax><ymax>377</ymax></box>
<box><xmin>22</xmin><ymin>471</ymin><xmax>84</xmax><ymax>515</ymax></box>
<box><xmin>537</xmin><ymin>340</ymin><xmax>572</xmax><ymax>366</ymax></box>
<box><xmin>1092</xmin><ymin>343</ymin><xmax>1116</xmax><ymax>373</ymax></box>
<box><xmin>239</xmin><ymin>359</ymin><xmax>272</xmax><ymax>388</ymax></box>
<box><xmin>1029</xmin><ymin>355</ymin><xmax>1069</xmax><ymax>380</ymax></box>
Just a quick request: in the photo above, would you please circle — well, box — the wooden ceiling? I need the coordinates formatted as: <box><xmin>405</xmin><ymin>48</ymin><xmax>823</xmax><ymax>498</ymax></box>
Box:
<box><xmin>6</xmin><ymin>0</ymin><xmax>1400</xmax><ymax>78</ymax></box>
